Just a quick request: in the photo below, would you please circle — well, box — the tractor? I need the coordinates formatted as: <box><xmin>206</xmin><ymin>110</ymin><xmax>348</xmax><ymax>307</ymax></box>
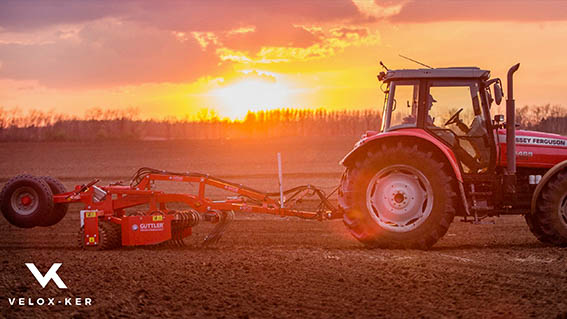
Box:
<box><xmin>1</xmin><ymin>63</ymin><xmax>567</xmax><ymax>250</ymax></box>
<box><xmin>338</xmin><ymin>63</ymin><xmax>567</xmax><ymax>249</ymax></box>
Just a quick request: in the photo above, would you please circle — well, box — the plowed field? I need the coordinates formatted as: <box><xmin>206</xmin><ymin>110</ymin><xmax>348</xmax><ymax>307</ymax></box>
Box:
<box><xmin>1</xmin><ymin>138</ymin><xmax>566</xmax><ymax>318</ymax></box>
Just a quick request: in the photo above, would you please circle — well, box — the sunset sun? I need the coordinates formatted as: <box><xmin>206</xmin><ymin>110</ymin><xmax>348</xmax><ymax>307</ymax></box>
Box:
<box><xmin>210</xmin><ymin>77</ymin><xmax>293</xmax><ymax>120</ymax></box>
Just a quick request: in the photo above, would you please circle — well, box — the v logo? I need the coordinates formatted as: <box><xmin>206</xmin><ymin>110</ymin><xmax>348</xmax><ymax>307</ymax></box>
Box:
<box><xmin>25</xmin><ymin>263</ymin><xmax>68</xmax><ymax>289</ymax></box>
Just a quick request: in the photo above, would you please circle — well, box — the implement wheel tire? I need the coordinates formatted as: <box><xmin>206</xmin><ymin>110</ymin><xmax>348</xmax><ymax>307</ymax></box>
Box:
<box><xmin>529</xmin><ymin>171</ymin><xmax>567</xmax><ymax>246</ymax></box>
<box><xmin>0</xmin><ymin>175</ymin><xmax>53</xmax><ymax>228</ymax></box>
<box><xmin>339</xmin><ymin>142</ymin><xmax>457</xmax><ymax>249</ymax></box>
<box><xmin>38</xmin><ymin>176</ymin><xmax>68</xmax><ymax>227</ymax></box>
<box><xmin>78</xmin><ymin>221</ymin><xmax>122</xmax><ymax>250</ymax></box>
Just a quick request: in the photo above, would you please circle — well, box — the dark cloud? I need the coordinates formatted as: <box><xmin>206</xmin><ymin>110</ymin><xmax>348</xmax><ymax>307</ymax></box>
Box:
<box><xmin>128</xmin><ymin>0</ymin><xmax>360</xmax><ymax>32</ymax></box>
<box><xmin>390</xmin><ymin>0</ymin><xmax>567</xmax><ymax>23</ymax></box>
<box><xmin>0</xmin><ymin>0</ymin><xmax>360</xmax><ymax>32</ymax></box>
<box><xmin>0</xmin><ymin>0</ymin><xmax>127</xmax><ymax>31</ymax></box>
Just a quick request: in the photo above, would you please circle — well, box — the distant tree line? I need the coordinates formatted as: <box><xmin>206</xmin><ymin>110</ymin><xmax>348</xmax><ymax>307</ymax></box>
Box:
<box><xmin>1</xmin><ymin>104</ymin><xmax>566</xmax><ymax>141</ymax></box>
<box><xmin>516</xmin><ymin>104</ymin><xmax>567</xmax><ymax>135</ymax></box>
<box><xmin>0</xmin><ymin>107</ymin><xmax>382</xmax><ymax>141</ymax></box>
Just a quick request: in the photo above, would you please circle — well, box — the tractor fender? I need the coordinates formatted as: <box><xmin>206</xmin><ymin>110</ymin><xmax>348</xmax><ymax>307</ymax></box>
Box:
<box><xmin>340</xmin><ymin>129</ymin><xmax>463</xmax><ymax>183</ymax></box>
<box><xmin>530</xmin><ymin>159</ymin><xmax>567</xmax><ymax>214</ymax></box>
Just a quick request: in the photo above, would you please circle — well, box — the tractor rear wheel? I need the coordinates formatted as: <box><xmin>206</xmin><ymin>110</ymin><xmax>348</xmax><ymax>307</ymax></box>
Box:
<box><xmin>0</xmin><ymin>175</ymin><xmax>54</xmax><ymax>228</ymax></box>
<box><xmin>529</xmin><ymin>171</ymin><xmax>567</xmax><ymax>246</ymax></box>
<box><xmin>339</xmin><ymin>143</ymin><xmax>457</xmax><ymax>249</ymax></box>
<box><xmin>38</xmin><ymin>176</ymin><xmax>68</xmax><ymax>227</ymax></box>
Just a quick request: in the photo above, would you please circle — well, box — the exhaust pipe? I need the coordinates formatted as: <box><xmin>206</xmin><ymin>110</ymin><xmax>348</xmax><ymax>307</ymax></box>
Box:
<box><xmin>504</xmin><ymin>63</ymin><xmax>520</xmax><ymax>194</ymax></box>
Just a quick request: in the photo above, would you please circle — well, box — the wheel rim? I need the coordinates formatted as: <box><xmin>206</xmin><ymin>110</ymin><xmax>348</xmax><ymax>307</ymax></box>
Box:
<box><xmin>366</xmin><ymin>165</ymin><xmax>434</xmax><ymax>232</ymax></box>
<box><xmin>559</xmin><ymin>194</ymin><xmax>567</xmax><ymax>228</ymax></box>
<box><xmin>10</xmin><ymin>186</ymin><xmax>39</xmax><ymax>216</ymax></box>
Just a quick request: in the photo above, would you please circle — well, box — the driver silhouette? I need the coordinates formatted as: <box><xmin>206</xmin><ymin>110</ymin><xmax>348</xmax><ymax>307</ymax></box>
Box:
<box><xmin>402</xmin><ymin>94</ymin><xmax>436</xmax><ymax>125</ymax></box>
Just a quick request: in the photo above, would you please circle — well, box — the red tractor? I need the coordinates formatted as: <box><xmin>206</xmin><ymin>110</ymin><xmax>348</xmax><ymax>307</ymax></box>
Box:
<box><xmin>1</xmin><ymin>63</ymin><xmax>567</xmax><ymax>250</ymax></box>
<box><xmin>338</xmin><ymin>63</ymin><xmax>567</xmax><ymax>249</ymax></box>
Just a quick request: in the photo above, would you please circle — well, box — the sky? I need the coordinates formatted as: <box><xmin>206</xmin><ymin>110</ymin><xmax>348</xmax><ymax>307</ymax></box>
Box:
<box><xmin>1</xmin><ymin>0</ymin><xmax>567</xmax><ymax>120</ymax></box>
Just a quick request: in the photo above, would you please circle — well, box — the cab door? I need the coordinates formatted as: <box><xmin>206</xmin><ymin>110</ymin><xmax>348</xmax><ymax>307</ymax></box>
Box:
<box><xmin>424</xmin><ymin>80</ymin><xmax>491</xmax><ymax>174</ymax></box>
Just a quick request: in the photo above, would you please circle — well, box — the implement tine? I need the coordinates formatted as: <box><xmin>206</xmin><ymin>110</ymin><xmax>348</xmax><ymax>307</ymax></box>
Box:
<box><xmin>202</xmin><ymin>210</ymin><xmax>234</xmax><ymax>247</ymax></box>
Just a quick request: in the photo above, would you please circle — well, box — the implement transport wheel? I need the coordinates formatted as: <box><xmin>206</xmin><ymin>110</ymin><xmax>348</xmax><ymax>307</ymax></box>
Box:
<box><xmin>529</xmin><ymin>170</ymin><xmax>567</xmax><ymax>246</ymax></box>
<box><xmin>38</xmin><ymin>176</ymin><xmax>68</xmax><ymax>227</ymax></box>
<box><xmin>339</xmin><ymin>143</ymin><xmax>457</xmax><ymax>249</ymax></box>
<box><xmin>78</xmin><ymin>221</ymin><xmax>122</xmax><ymax>250</ymax></box>
<box><xmin>0</xmin><ymin>175</ymin><xmax>54</xmax><ymax>228</ymax></box>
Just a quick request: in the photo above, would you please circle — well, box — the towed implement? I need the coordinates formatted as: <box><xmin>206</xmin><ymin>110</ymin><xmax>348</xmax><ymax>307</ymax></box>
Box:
<box><xmin>0</xmin><ymin>168</ymin><xmax>341</xmax><ymax>249</ymax></box>
<box><xmin>3</xmin><ymin>62</ymin><xmax>567</xmax><ymax>249</ymax></box>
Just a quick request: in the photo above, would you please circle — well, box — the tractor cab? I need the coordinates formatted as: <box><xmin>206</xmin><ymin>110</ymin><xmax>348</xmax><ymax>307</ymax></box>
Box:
<box><xmin>379</xmin><ymin>67</ymin><xmax>503</xmax><ymax>175</ymax></box>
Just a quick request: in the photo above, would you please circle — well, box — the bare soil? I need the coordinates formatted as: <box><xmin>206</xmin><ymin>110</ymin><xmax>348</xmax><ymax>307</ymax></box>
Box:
<box><xmin>1</xmin><ymin>139</ymin><xmax>566</xmax><ymax>318</ymax></box>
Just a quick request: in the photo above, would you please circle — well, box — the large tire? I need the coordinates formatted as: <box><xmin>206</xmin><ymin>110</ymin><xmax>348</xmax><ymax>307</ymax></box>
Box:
<box><xmin>524</xmin><ymin>212</ymin><xmax>554</xmax><ymax>244</ymax></box>
<box><xmin>529</xmin><ymin>170</ymin><xmax>567</xmax><ymax>246</ymax></box>
<box><xmin>38</xmin><ymin>176</ymin><xmax>68</xmax><ymax>227</ymax></box>
<box><xmin>339</xmin><ymin>142</ymin><xmax>457</xmax><ymax>249</ymax></box>
<box><xmin>78</xmin><ymin>221</ymin><xmax>122</xmax><ymax>250</ymax></box>
<box><xmin>0</xmin><ymin>175</ymin><xmax>54</xmax><ymax>228</ymax></box>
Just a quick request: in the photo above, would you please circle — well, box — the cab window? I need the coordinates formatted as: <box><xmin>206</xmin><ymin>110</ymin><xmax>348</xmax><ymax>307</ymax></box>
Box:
<box><xmin>426</xmin><ymin>81</ymin><xmax>490</xmax><ymax>173</ymax></box>
<box><xmin>382</xmin><ymin>81</ymin><xmax>420</xmax><ymax>131</ymax></box>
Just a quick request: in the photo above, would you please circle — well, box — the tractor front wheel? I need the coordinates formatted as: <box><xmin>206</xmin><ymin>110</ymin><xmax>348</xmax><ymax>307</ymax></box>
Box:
<box><xmin>339</xmin><ymin>143</ymin><xmax>457</xmax><ymax>249</ymax></box>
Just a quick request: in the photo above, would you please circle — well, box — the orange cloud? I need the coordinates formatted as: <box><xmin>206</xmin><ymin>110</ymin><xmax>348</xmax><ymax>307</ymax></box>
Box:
<box><xmin>227</xmin><ymin>26</ymin><xmax>256</xmax><ymax>36</ymax></box>
<box><xmin>216</xmin><ymin>26</ymin><xmax>379</xmax><ymax>64</ymax></box>
<box><xmin>192</xmin><ymin>31</ymin><xmax>220</xmax><ymax>50</ymax></box>
<box><xmin>216</xmin><ymin>48</ymin><xmax>254</xmax><ymax>63</ymax></box>
<box><xmin>352</xmin><ymin>0</ymin><xmax>405</xmax><ymax>19</ymax></box>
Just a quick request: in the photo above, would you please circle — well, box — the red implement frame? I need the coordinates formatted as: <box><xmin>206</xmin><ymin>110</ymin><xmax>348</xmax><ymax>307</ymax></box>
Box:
<box><xmin>54</xmin><ymin>169</ymin><xmax>342</xmax><ymax>247</ymax></box>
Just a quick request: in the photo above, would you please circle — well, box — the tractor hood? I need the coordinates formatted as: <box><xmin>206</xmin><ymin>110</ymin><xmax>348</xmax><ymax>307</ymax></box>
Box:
<box><xmin>497</xmin><ymin>129</ymin><xmax>567</xmax><ymax>168</ymax></box>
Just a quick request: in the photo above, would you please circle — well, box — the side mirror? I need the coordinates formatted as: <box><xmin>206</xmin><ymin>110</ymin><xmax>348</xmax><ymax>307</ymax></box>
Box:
<box><xmin>494</xmin><ymin>82</ymin><xmax>503</xmax><ymax>105</ymax></box>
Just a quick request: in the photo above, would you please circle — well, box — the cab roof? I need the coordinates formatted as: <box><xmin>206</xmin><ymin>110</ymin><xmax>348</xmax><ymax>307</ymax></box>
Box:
<box><xmin>384</xmin><ymin>67</ymin><xmax>490</xmax><ymax>81</ymax></box>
